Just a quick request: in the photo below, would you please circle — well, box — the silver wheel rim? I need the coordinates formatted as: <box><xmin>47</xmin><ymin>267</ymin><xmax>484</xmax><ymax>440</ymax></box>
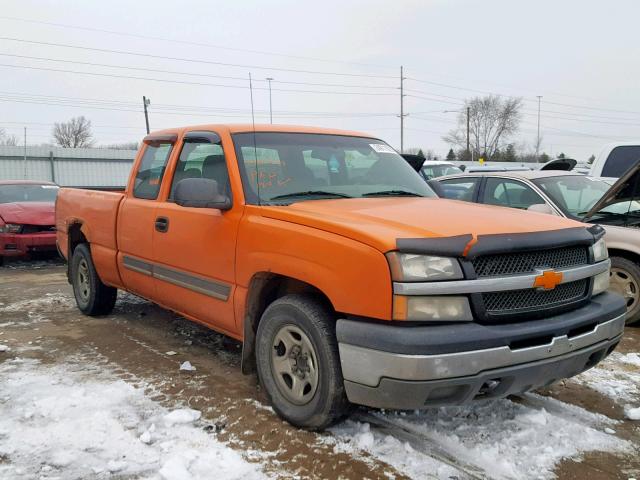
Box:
<box><xmin>270</xmin><ymin>324</ymin><xmax>319</xmax><ymax>406</ymax></box>
<box><xmin>610</xmin><ymin>267</ymin><xmax>639</xmax><ymax>313</ymax></box>
<box><xmin>77</xmin><ymin>258</ymin><xmax>91</xmax><ymax>302</ymax></box>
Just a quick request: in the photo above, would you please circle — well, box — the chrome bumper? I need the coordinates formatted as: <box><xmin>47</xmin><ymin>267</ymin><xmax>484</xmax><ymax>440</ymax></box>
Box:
<box><xmin>339</xmin><ymin>313</ymin><xmax>625</xmax><ymax>387</ymax></box>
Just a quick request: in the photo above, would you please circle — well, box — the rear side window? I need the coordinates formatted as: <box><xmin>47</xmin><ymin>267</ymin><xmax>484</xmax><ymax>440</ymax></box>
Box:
<box><xmin>482</xmin><ymin>178</ymin><xmax>544</xmax><ymax>210</ymax></box>
<box><xmin>133</xmin><ymin>143</ymin><xmax>173</xmax><ymax>199</ymax></box>
<box><xmin>602</xmin><ymin>146</ymin><xmax>640</xmax><ymax>177</ymax></box>
<box><xmin>438</xmin><ymin>177</ymin><xmax>480</xmax><ymax>202</ymax></box>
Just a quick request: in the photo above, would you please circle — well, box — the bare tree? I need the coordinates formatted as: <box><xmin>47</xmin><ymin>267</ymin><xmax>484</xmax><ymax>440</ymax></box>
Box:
<box><xmin>0</xmin><ymin>128</ymin><xmax>18</xmax><ymax>146</ymax></box>
<box><xmin>52</xmin><ymin>116</ymin><xmax>94</xmax><ymax>148</ymax></box>
<box><xmin>443</xmin><ymin>95</ymin><xmax>522</xmax><ymax>159</ymax></box>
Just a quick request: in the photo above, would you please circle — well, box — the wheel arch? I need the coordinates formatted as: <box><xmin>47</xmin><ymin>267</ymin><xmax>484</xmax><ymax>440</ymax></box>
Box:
<box><xmin>240</xmin><ymin>272</ymin><xmax>335</xmax><ymax>374</ymax></box>
<box><xmin>66</xmin><ymin>221</ymin><xmax>89</xmax><ymax>282</ymax></box>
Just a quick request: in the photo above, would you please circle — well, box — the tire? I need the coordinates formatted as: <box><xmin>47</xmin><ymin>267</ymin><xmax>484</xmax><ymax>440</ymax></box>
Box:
<box><xmin>71</xmin><ymin>243</ymin><xmax>117</xmax><ymax>316</ymax></box>
<box><xmin>255</xmin><ymin>294</ymin><xmax>349</xmax><ymax>430</ymax></box>
<box><xmin>609</xmin><ymin>256</ymin><xmax>640</xmax><ymax>325</ymax></box>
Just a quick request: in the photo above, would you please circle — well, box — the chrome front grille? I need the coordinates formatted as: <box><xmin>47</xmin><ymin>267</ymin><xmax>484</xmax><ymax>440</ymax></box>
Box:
<box><xmin>472</xmin><ymin>246</ymin><xmax>589</xmax><ymax>278</ymax></box>
<box><xmin>482</xmin><ymin>279</ymin><xmax>589</xmax><ymax>315</ymax></box>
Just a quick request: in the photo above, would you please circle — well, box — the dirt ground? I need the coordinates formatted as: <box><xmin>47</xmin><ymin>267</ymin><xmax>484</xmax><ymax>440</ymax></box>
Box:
<box><xmin>1</xmin><ymin>259</ymin><xmax>639</xmax><ymax>480</ymax></box>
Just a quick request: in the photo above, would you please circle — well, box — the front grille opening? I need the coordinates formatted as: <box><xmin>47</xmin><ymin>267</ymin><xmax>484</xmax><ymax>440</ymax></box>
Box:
<box><xmin>510</xmin><ymin>335</ymin><xmax>554</xmax><ymax>350</ymax></box>
<box><xmin>483</xmin><ymin>279</ymin><xmax>589</xmax><ymax>315</ymax></box>
<box><xmin>472</xmin><ymin>246</ymin><xmax>589</xmax><ymax>277</ymax></box>
<box><xmin>567</xmin><ymin>322</ymin><xmax>597</xmax><ymax>339</ymax></box>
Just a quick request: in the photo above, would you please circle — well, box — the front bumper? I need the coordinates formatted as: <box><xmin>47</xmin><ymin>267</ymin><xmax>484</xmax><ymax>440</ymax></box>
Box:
<box><xmin>337</xmin><ymin>292</ymin><xmax>626</xmax><ymax>409</ymax></box>
<box><xmin>0</xmin><ymin>232</ymin><xmax>57</xmax><ymax>257</ymax></box>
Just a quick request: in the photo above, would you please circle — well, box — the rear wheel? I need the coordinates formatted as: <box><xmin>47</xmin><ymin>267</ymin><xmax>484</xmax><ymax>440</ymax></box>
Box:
<box><xmin>609</xmin><ymin>256</ymin><xmax>640</xmax><ymax>325</ymax></box>
<box><xmin>71</xmin><ymin>243</ymin><xmax>117</xmax><ymax>316</ymax></box>
<box><xmin>255</xmin><ymin>294</ymin><xmax>349</xmax><ymax>430</ymax></box>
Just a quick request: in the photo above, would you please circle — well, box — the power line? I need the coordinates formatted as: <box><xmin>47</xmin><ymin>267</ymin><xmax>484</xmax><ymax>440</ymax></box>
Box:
<box><xmin>0</xmin><ymin>36</ymin><xmax>396</xmax><ymax>79</ymax></box>
<box><xmin>0</xmin><ymin>15</ymin><xmax>394</xmax><ymax>71</ymax></box>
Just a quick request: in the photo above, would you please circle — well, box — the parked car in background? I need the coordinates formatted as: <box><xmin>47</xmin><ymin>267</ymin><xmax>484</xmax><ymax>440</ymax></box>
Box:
<box><xmin>463</xmin><ymin>165</ymin><xmax>531</xmax><ymax>173</ymax></box>
<box><xmin>436</xmin><ymin>169</ymin><xmax>640</xmax><ymax>324</ymax></box>
<box><xmin>399</xmin><ymin>154</ymin><xmax>463</xmax><ymax>180</ymax></box>
<box><xmin>56</xmin><ymin>124</ymin><xmax>624</xmax><ymax>429</ymax></box>
<box><xmin>590</xmin><ymin>141</ymin><xmax>640</xmax><ymax>178</ymax></box>
<box><xmin>0</xmin><ymin>180</ymin><xmax>59</xmax><ymax>266</ymax></box>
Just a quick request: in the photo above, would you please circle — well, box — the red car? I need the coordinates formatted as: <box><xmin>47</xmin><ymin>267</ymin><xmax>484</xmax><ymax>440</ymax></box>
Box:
<box><xmin>0</xmin><ymin>180</ymin><xmax>59</xmax><ymax>265</ymax></box>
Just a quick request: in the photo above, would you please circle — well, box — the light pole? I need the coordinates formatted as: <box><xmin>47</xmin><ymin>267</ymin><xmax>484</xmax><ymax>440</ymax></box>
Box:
<box><xmin>536</xmin><ymin>95</ymin><xmax>542</xmax><ymax>162</ymax></box>
<box><xmin>443</xmin><ymin>108</ymin><xmax>472</xmax><ymax>160</ymax></box>
<box><xmin>266</xmin><ymin>78</ymin><xmax>274</xmax><ymax>124</ymax></box>
<box><xmin>143</xmin><ymin>96</ymin><xmax>151</xmax><ymax>134</ymax></box>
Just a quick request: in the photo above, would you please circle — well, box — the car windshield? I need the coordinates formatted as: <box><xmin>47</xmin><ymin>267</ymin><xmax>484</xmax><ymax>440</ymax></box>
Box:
<box><xmin>0</xmin><ymin>184</ymin><xmax>59</xmax><ymax>204</ymax></box>
<box><xmin>532</xmin><ymin>175</ymin><xmax>612</xmax><ymax>219</ymax></box>
<box><xmin>421</xmin><ymin>164</ymin><xmax>463</xmax><ymax>179</ymax></box>
<box><xmin>232</xmin><ymin>132</ymin><xmax>435</xmax><ymax>204</ymax></box>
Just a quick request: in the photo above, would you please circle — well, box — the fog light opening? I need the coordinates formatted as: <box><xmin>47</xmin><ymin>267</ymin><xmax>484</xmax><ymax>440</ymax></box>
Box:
<box><xmin>477</xmin><ymin>379</ymin><xmax>501</xmax><ymax>397</ymax></box>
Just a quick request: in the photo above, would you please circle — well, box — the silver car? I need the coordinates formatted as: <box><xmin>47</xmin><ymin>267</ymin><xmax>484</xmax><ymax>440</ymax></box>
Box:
<box><xmin>436</xmin><ymin>167</ymin><xmax>640</xmax><ymax>325</ymax></box>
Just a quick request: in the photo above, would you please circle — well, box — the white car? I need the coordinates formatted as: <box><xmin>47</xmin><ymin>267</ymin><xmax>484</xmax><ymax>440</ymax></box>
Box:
<box><xmin>435</xmin><ymin>167</ymin><xmax>640</xmax><ymax>324</ymax></box>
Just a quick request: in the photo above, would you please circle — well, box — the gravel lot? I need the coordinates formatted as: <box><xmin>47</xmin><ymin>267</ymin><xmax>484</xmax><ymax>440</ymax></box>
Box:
<box><xmin>0</xmin><ymin>259</ymin><xmax>638</xmax><ymax>480</ymax></box>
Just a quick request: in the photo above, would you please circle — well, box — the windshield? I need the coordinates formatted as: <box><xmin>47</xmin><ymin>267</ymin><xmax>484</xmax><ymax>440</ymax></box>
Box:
<box><xmin>0</xmin><ymin>184</ymin><xmax>59</xmax><ymax>204</ymax></box>
<box><xmin>232</xmin><ymin>132</ymin><xmax>435</xmax><ymax>204</ymax></box>
<box><xmin>533</xmin><ymin>175</ymin><xmax>613</xmax><ymax>219</ymax></box>
<box><xmin>421</xmin><ymin>164</ymin><xmax>463</xmax><ymax>179</ymax></box>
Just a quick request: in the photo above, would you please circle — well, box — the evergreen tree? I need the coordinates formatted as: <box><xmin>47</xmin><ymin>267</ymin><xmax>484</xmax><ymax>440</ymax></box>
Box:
<box><xmin>503</xmin><ymin>143</ymin><xmax>517</xmax><ymax>162</ymax></box>
<box><xmin>417</xmin><ymin>149</ymin><xmax>426</xmax><ymax>159</ymax></box>
<box><xmin>446</xmin><ymin>148</ymin><xmax>456</xmax><ymax>161</ymax></box>
<box><xmin>540</xmin><ymin>152</ymin><xmax>551</xmax><ymax>163</ymax></box>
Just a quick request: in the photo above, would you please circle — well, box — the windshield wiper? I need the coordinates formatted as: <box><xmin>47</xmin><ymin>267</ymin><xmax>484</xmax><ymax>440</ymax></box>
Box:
<box><xmin>362</xmin><ymin>190</ymin><xmax>423</xmax><ymax>197</ymax></box>
<box><xmin>269</xmin><ymin>190</ymin><xmax>353</xmax><ymax>201</ymax></box>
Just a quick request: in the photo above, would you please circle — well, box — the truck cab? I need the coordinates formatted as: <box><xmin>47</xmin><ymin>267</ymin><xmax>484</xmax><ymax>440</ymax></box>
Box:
<box><xmin>56</xmin><ymin>124</ymin><xmax>626</xmax><ymax>429</ymax></box>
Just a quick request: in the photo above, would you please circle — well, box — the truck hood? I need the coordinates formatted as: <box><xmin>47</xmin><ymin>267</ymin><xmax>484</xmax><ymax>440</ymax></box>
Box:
<box><xmin>0</xmin><ymin>202</ymin><xmax>55</xmax><ymax>226</ymax></box>
<box><xmin>260</xmin><ymin>197</ymin><xmax>584</xmax><ymax>253</ymax></box>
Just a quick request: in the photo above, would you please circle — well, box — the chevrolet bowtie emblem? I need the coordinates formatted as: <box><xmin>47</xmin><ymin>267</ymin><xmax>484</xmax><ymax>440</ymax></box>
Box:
<box><xmin>533</xmin><ymin>270</ymin><xmax>563</xmax><ymax>290</ymax></box>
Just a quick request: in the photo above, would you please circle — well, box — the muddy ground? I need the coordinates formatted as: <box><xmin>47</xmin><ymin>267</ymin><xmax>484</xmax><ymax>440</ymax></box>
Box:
<box><xmin>0</xmin><ymin>259</ymin><xmax>638</xmax><ymax>479</ymax></box>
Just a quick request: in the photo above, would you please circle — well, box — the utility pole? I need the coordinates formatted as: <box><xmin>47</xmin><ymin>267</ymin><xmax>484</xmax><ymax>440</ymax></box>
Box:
<box><xmin>266</xmin><ymin>78</ymin><xmax>274</xmax><ymax>124</ymax></box>
<box><xmin>536</xmin><ymin>95</ymin><xmax>542</xmax><ymax>162</ymax></box>
<box><xmin>143</xmin><ymin>96</ymin><xmax>151</xmax><ymax>134</ymax></box>
<box><xmin>23</xmin><ymin>127</ymin><xmax>27</xmax><ymax>179</ymax></box>
<box><xmin>466</xmin><ymin>106</ymin><xmax>470</xmax><ymax>158</ymax></box>
<box><xmin>399</xmin><ymin>66</ymin><xmax>407</xmax><ymax>153</ymax></box>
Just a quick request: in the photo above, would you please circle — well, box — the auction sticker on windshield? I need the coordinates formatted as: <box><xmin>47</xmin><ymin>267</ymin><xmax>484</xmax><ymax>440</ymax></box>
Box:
<box><xmin>370</xmin><ymin>143</ymin><xmax>397</xmax><ymax>154</ymax></box>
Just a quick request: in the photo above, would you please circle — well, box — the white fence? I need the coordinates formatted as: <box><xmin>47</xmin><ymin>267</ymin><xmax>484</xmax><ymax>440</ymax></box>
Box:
<box><xmin>0</xmin><ymin>146</ymin><xmax>136</xmax><ymax>187</ymax></box>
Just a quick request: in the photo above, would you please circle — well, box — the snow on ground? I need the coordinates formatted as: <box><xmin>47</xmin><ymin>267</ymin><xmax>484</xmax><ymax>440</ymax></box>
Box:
<box><xmin>0</xmin><ymin>357</ymin><xmax>268</xmax><ymax>480</ymax></box>
<box><xmin>330</xmin><ymin>396</ymin><xmax>629</xmax><ymax>480</ymax></box>
<box><xmin>0</xmin><ymin>292</ymin><xmax>75</xmax><ymax>313</ymax></box>
<box><xmin>572</xmin><ymin>351</ymin><xmax>640</xmax><ymax>403</ymax></box>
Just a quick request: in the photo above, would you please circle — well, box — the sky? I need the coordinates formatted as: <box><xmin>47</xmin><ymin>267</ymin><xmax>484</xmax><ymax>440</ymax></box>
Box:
<box><xmin>0</xmin><ymin>0</ymin><xmax>639</xmax><ymax>160</ymax></box>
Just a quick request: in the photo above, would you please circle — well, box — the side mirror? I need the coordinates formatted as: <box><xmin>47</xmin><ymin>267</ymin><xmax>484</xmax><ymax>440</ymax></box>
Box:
<box><xmin>527</xmin><ymin>203</ymin><xmax>556</xmax><ymax>215</ymax></box>
<box><xmin>174</xmin><ymin>178</ymin><xmax>231</xmax><ymax>210</ymax></box>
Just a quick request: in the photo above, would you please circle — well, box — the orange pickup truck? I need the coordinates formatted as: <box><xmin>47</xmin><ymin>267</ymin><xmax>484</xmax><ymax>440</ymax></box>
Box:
<box><xmin>56</xmin><ymin>124</ymin><xmax>625</xmax><ymax>429</ymax></box>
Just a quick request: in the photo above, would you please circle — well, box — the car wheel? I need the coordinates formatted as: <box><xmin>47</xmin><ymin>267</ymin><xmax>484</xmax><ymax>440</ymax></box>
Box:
<box><xmin>609</xmin><ymin>256</ymin><xmax>640</xmax><ymax>325</ymax></box>
<box><xmin>255</xmin><ymin>294</ymin><xmax>349</xmax><ymax>430</ymax></box>
<box><xmin>71</xmin><ymin>243</ymin><xmax>117</xmax><ymax>316</ymax></box>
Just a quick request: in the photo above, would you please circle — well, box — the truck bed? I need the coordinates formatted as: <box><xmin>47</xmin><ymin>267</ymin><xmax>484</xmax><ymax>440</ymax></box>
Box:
<box><xmin>55</xmin><ymin>187</ymin><xmax>125</xmax><ymax>260</ymax></box>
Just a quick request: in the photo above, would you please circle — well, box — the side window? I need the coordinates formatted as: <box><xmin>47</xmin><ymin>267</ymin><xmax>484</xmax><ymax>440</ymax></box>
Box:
<box><xmin>483</xmin><ymin>178</ymin><xmax>544</xmax><ymax>209</ymax></box>
<box><xmin>438</xmin><ymin>177</ymin><xmax>480</xmax><ymax>202</ymax></box>
<box><xmin>133</xmin><ymin>143</ymin><xmax>173</xmax><ymax>200</ymax></box>
<box><xmin>169</xmin><ymin>140</ymin><xmax>229</xmax><ymax>199</ymax></box>
<box><xmin>602</xmin><ymin>146</ymin><xmax>640</xmax><ymax>177</ymax></box>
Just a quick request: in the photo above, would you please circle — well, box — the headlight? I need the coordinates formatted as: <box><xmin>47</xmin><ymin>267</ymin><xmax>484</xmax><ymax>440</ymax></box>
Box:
<box><xmin>592</xmin><ymin>270</ymin><xmax>610</xmax><ymax>296</ymax></box>
<box><xmin>0</xmin><ymin>223</ymin><xmax>22</xmax><ymax>234</ymax></box>
<box><xmin>393</xmin><ymin>295</ymin><xmax>473</xmax><ymax>321</ymax></box>
<box><xmin>592</xmin><ymin>238</ymin><xmax>608</xmax><ymax>262</ymax></box>
<box><xmin>387</xmin><ymin>252</ymin><xmax>463</xmax><ymax>281</ymax></box>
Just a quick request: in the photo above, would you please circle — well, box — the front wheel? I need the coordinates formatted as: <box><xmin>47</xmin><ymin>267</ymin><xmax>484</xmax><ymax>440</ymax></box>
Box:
<box><xmin>71</xmin><ymin>243</ymin><xmax>117</xmax><ymax>316</ymax></box>
<box><xmin>609</xmin><ymin>256</ymin><xmax>640</xmax><ymax>325</ymax></box>
<box><xmin>255</xmin><ymin>294</ymin><xmax>349</xmax><ymax>430</ymax></box>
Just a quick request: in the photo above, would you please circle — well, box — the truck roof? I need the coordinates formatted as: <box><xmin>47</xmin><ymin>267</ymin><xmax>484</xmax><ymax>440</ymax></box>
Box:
<box><xmin>148</xmin><ymin>123</ymin><xmax>376</xmax><ymax>139</ymax></box>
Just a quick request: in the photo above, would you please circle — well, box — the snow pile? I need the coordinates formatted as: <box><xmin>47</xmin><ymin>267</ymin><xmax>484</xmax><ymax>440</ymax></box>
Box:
<box><xmin>0</xmin><ymin>357</ymin><xmax>266</xmax><ymax>479</ymax></box>
<box><xmin>331</xmin><ymin>396</ymin><xmax>628</xmax><ymax>480</ymax></box>
<box><xmin>573</xmin><ymin>351</ymin><xmax>640</xmax><ymax>402</ymax></box>
<box><xmin>625</xmin><ymin>406</ymin><xmax>640</xmax><ymax>421</ymax></box>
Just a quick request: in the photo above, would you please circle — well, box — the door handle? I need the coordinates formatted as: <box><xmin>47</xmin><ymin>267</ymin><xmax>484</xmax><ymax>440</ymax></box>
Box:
<box><xmin>155</xmin><ymin>216</ymin><xmax>169</xmax><ymax>233</ymax></box>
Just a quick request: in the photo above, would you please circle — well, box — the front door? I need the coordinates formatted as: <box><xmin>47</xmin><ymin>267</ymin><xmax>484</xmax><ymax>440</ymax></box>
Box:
<box><xmin>152</xmin><ymin>131</ymin><xmax>241</xmax><ymax>335</ymax></box>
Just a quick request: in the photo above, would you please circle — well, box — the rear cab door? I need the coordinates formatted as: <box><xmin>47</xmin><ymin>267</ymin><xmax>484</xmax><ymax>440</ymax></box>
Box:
<box><xmin>151</xmin><ymin>129</ymin><xmax>243</xmax><ymax>336</ymax></box>
<box><xmin>117</xmin><ymin>134</ymin><xmax>177</xmax><ymax>300</ymax></box>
